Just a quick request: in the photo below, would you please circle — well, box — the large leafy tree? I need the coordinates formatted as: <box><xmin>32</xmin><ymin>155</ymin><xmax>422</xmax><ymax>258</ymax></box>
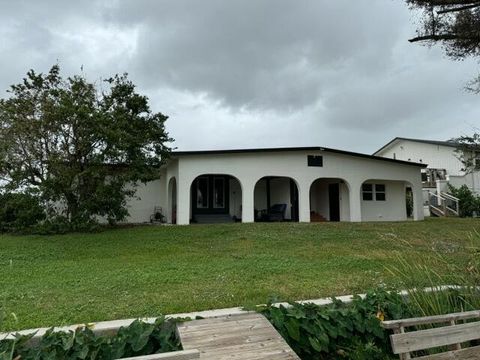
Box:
<box><xmin>0</xmin><ymin>65</ymin><xmax>172</xmax><ymax>224</ymax></box>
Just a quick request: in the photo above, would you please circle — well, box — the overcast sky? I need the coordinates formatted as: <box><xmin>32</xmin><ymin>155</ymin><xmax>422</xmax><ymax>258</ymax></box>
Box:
<box><xmin>1</xmin><ymin>0</ymin><xmax>479</xmax><ymax>154</ymax></box>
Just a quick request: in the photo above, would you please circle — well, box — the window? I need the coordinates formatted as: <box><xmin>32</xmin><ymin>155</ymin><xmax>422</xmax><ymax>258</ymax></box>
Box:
<box><xmin>375</xmin><ymin>184</ymin><xmax>386</xmax><ymax>201</ymax></box>
<box><xmin>307</xmin><ymin>155</ymin><xmax>323</xmax><ymax>167</ymax></box>
<box><xmin>196</xmin><ymin>177</ymin><xmax>209</xmax><ymax>208</ymax></box>
<box><xmin>362</xmin><ymin>183</ymin><xmax>386</xmax><ymax>201</ymax></box>
<box><xmin>362</xmin><ymin>184</ymin><xmax>373</xmax><ymax>201</ymax></box>
<box><xmin>213</xmin><ymin>177</ymin><xmax>225</xmax><ymax>208</ymax></box>
<box><xmin>421</xmin><ymin>171</ymin><xmax>428</xmax><ymax>182</ymax></box>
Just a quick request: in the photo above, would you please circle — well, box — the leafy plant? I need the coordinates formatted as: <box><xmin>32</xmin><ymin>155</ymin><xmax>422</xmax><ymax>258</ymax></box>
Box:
<box><xmin>0</xmin><ymin>192</ymin><xmax>45</xmax><ymax>233</ymax></box>
<box><xmin>0</xmin><ymin>65</ymin><xmax>172</xmax><ymax>230</ymax></box>
<box><xmin>0</xmin><ymin>317</ymin><xmax>182</xmax><ymax>360</ymax></box>
<box><xmin>260</xmin><ymin>289</ymin><xmax>411</xmax><ymax>360</ymax></box>
<box><xmin>447</xmin><ymin>184</ymin><xmax>480</xmax><ymax>217</ymax></box>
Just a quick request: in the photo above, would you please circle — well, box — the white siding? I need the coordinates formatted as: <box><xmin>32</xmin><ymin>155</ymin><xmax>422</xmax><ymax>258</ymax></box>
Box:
<box><xmin>376</xmin><ymin>139</ymin><xmax>480</xmax><ymax>193</ymax></box>
<box><xmin>376</xmin><ymin>140</ymin><xmax>463</xmax><ymax>176</ymax></box>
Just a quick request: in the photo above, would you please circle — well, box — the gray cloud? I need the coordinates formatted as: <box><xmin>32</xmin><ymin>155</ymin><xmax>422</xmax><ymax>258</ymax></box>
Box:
<box><xmin>0</xmin><ymin>0</ymin><xmax>478</xmax><ymax>153</ymax></box>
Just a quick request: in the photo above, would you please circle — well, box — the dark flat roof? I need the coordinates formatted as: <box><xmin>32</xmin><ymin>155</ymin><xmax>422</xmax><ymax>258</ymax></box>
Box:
<box><xmin>373</xmin><ymin>137</ymin><xmax>458</xmax><ymax>155</ymax></box>
<box><xmin>172</xmin><ymin>146</ymin><xmax>427</xmax><ymax>167</ymax></box>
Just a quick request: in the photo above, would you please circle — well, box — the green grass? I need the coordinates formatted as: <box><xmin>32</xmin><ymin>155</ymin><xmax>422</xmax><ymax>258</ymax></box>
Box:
<box><xmin>0</xmin><ymin>218</ymin><xmax>477</xmax><ymax>331</ymax></box>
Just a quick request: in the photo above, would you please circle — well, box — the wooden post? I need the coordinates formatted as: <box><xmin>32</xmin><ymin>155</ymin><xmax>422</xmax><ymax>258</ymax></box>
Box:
<box><xmin>450</xmin><ymin>319</ymin><xmax>462</xmax><ymax>351</ymax></box>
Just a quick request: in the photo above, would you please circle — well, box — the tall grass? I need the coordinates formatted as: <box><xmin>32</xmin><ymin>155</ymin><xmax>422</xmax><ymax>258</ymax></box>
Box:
<box><xmin>388</xmin><ymin>230</ymin><xmax>480</xmax><ymax>317</ymax></box>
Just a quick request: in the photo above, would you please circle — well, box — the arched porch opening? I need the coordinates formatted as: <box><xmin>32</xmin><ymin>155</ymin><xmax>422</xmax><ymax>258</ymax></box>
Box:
<box><xmin>309</xmin><ymin>178</ymin><xmax>350</xmax><ymax>222</ymax></box>
<box><xmin>190</xmin><ymin>174</ymin><xmax>242</xmax><ymax>224</ymax></box>
<box><xmin>167</xmin><ymin>177</ymin><xmax>177</xmax><ymax>224</ymax></box>
<box><xmin>254</xmin><ymin>176</ymin><xmax>299</xmax><ymax>222</ymax></box>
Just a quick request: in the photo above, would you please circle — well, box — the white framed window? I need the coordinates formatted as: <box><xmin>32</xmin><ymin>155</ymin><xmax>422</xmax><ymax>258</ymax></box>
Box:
<box><xmin>375</xmin><ymin>184</ymin><xmax>386</xmax><ymax>201</ymax></box>
<box><xmin>362</xmin><ymin>183</ymin><xmax>386</xmax><ymax>201</ymax></box>
<box><xmin>362</xmin><ymin>184</ymin><xmax>373</xmax><ymax>201</ymax></box>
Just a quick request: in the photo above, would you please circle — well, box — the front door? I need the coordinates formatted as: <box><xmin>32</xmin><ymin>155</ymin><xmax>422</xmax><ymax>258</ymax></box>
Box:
<box><xmin>329</xmin><ymin>183</ymin><xmax>340</xmax><ymax>222</ymax></box>
<box><xmin>191</xmin><ymin>175</ymin><xmax>230</xmax><ymax>215</ymax></box>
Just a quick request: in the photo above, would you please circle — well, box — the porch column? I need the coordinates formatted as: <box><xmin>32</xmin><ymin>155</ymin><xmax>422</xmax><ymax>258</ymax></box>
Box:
<box><xmin>298</xmin><ymin>181</ymin><xmax>311</xmax><ymax>223</ymax></box>
<box><xmin>349</xmin><ymin>181</ymin><xmax>362</xmax><ymax>222</ymax></box>
<box><xmin>241</xmin><ymin>180</ymin><xmax>255</xmax><ymax>223</ymax></box>
<box><xmin>176</xmin><ymin>177</ymin><xmax>191</xmax><ymax>225</ymax></box>
<box><xmin>165</xmin><ymin>179</ymin><xmax>172</xmax><ymax>224</ymax></box>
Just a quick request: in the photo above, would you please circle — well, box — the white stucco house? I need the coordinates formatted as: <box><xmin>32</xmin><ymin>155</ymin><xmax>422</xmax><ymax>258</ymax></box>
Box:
<box><xmin>374</xmin><ymin>137</ymin><xmax>480</xmax><ymax>216</ymax></box>
<box><xmin>374</xmin><ymin>137</ymin><xmax>479</xmax><ymax>193</ymax></box>
<box><xmin>125</xmin><ymin>146</ymin><xmax>426</xmax><ymax>225</ymax></box>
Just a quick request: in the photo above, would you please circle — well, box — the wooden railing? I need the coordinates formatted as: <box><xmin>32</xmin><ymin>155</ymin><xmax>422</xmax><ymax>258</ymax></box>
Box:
<box><xmin>382</xmin><ymin>310</ymin><xmax>480</xmax><ymax>359</ymax></box>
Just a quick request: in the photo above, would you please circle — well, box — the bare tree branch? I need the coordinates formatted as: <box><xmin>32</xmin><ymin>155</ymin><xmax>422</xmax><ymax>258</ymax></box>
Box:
<box><xmin>409</xmin><ymin>33</ymin><xmax>463</xmax><ymax>42</ymax></box>
<box><xmin>437</xmin><ymin>3</ymin><xmax>480</xmax><ymax>13</ymax></box>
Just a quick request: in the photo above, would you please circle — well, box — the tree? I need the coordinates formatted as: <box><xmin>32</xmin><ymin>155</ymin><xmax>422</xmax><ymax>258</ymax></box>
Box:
<box><xmin>453</xmin><ymin>134</ymin><xmax>480</xmax><ymax>172</ymax></box>
<box><xmin>406</xmin><ymin>0</ymin><xmax>480</xmax><ymax>91</ymax></box>
<box><xmin>0</xmin><ymin>65</ymin><xmax>172</xmax><ymax>225</ymax></box>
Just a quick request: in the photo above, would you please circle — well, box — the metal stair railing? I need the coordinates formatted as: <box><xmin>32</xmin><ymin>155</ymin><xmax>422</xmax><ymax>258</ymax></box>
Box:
<box><xmin>427</xmin><ymin>191</ymin><xmax>460</xmax><ymax>217</ymax></box>
<box><xmin>440</xmin><ymin>192</ymin><xmax>460</xmax><ymax>216</ymax></box>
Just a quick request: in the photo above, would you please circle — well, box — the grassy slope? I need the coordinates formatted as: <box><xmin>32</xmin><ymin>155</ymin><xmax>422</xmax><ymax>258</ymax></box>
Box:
<box><xmin>0</xmin><ymin>218</ymin><xmax>477</xmax><ymax>331</ymax></box>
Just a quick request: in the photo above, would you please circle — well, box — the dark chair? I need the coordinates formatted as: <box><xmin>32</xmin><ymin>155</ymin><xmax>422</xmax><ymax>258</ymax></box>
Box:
<box><xmin>260</xmin><ymin>203</ymin><xmax>287</xmax><ymax>222</ymax></box>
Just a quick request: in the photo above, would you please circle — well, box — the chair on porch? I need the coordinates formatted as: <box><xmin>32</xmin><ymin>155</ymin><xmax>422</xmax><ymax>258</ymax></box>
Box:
<box><xmin>150</xmin><ymin>206</ymin><xmax>165</xmax><ymax>223</ymax></box>
<box><xmin>259</xmin><ymin>203</ymin><xmax>287</xmax><ymax>222</ymax></box>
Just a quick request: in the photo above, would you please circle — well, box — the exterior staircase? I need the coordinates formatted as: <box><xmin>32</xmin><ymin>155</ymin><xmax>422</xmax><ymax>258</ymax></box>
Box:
<box><xmin>427</xmin><ymin>191</ymin><xmax>460</xmax><ymax>217</ymax></box>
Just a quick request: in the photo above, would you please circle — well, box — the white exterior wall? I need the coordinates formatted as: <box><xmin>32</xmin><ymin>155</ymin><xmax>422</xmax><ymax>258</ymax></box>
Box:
<box><xmin>376</xmin><ymin>139</ymin><xmax>480</xmax><ymax>193</ymax></box>
<box><xmin>171</xmin><ymin>150</ymin><xmax>424</xmax><ymax>225</ymax></box>
<box><xmin>361</xmin><ymin>180</ymin><xmax>407</xmax><ymax>222</ymax></box>
<box><xmin>125</xmin><ymin>179</ymin><xmax>165</xmax><ymax>223</ymax></box>
<box><xmin>229</xmin><ymin>178</ymin><xmax>242</xmax><ymax>218</ymax></box>
<box><xmin>310</xmin><ymin>181</ymin><xmax>329</xmax><ymax>219</ymax></box>
<box><xmin>340</xmin><ymin>183</ymin><xmax>350</xmax><ymax>221</ymax></box>
<box><xmin>449</xmin><ymin>173</ymin><xmax>480</xmax><ymax>195</ymax></box>
<box><xmin>376</xmin><ymin>140</ymin><xmax>463</xmax><ymax>175</ymax></box>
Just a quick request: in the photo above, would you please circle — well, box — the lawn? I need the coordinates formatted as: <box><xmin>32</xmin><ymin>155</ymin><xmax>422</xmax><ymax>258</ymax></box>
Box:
<box><xmin>0</xmin><ymin>218</ymin><xmax>478</xmax><ymax>332</ymax></box>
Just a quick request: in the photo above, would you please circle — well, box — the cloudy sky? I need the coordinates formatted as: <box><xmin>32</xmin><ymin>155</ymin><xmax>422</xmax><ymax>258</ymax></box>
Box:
<box><xmin>1</xmin><ymin>0</ymin><xmax>479</xmax><ymax>154</ymax></box>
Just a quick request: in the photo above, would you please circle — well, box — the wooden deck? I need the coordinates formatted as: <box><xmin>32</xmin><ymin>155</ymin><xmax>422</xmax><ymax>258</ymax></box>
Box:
<box><xmin>177</xmin><ymin>312</ymin><xmax>300</xmax><ymax>359</ymax></box>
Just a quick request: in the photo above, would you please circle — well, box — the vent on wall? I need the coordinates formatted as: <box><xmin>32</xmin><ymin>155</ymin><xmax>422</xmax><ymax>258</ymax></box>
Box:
<box><xmin>307</xmin><ymin>155</ymin><xmax>323</xmax><ymax>167</ymax></box>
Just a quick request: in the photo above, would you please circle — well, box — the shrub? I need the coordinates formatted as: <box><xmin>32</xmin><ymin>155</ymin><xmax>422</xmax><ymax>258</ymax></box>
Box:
<box><xmin>0</xmin><ymin>192</ymin><xmax>46</xmax><ymax>233</ymax></box>
<box><xmin>447</xmin><ymin>184</ymin><xmax>480</xmax><ymax>217</ymax></box>
<box><xmin>31</xmin><ymin>216</ymin><xmax>100</xmax><ymax>235</ymax></box>
<box><xmin>260</xmin><ymin>289</ymin><xmax>411</xmax><ymax>360</ymax></box>
<box><xmin>0</xmin><ymin>317</ymin><xmax>182</xmax><ymax>360</ymax></box>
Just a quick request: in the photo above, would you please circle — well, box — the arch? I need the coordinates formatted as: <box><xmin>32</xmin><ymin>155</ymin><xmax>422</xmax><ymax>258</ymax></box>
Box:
<box><xmin>360</xmin><ymin>179</ymin><xmax>415</xmax><ymax>222</ymax></box>
<box><xmin>253</xmin><ymin>176</ymin><xmax>299</xmax><ymax>222</ymax></box>
<box><xmin>189</xmin><ymin>174</ymin><xmax>243</xmax><ymax>224</ymax></box>
<box><xmin>167</xmin><ymin>176</ymin><xmax>177</xmax><ymax>224</ymax></box>
<box><xmin>309</xmin><ymin>178</ymin><xmax>351</xmax><ymax>222</ymax></box>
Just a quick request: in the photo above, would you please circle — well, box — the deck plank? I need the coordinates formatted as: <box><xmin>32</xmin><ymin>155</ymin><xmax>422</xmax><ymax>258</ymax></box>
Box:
<box><xmin>177</xmin><ymin>313</ymin><xmax>300</xmax><ymax>359</ymax></box>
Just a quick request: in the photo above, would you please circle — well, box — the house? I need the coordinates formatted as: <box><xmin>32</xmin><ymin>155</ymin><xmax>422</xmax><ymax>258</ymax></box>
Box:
<box><xmin>125</xmin><ymin>146</ymin><xmax>426</xmax><ymax>224</ymax></box>
<box><xmin>374</xmin><ymin>137</ymin><xmax>480</xmax><ymax>216</ymax></box>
